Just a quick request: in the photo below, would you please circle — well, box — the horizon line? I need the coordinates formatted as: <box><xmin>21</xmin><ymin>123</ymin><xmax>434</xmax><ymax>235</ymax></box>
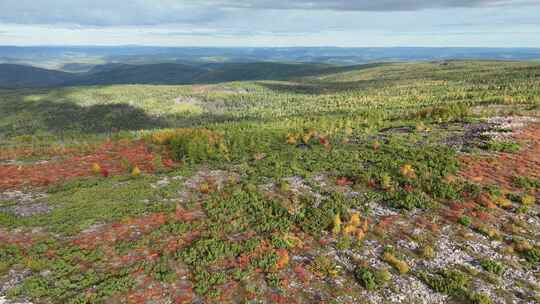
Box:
<box><xmin>2</xmin><ymin>45</ymin><xmax>540</xmax><ymax>49</ymax></box>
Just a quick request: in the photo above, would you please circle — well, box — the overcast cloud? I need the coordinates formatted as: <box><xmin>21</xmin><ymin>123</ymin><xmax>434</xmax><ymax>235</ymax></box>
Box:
<box><xmin>0</xmin><ymin>0</ymin><xmax>539</xmax><ymax>47</ymax></box>
<box><xmin>213</xmin><ymin>0</ymin><xmax>535</xmax><ymax>11</ymax></box>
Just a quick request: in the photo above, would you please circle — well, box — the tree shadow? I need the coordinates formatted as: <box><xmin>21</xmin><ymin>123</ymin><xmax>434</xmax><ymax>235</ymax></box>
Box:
<box><xmin>1</xmin><ymin>99</ymin><xmax>164</xmax><ymax>137</ymax></box>
<box><xmin>0</xmin><ymin>89</ymin><xmax>270</xmax><ymax>138</ymax></box>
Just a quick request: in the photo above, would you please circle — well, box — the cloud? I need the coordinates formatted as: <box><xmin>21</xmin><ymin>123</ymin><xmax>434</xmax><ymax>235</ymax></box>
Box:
<box><xmin>152</xmin><ymin>29</ymin><xmax>312</xmax><ymax>38</ymax></box>
<box><xmin>1</xmin><ymin>0</ymin><xmax>539</xmax><ymax>47</ymax></box>
<box><xmin>0</xmin><ymin>0</ymin><xmax>225</xmax><ymax>26</ymax></box>
<box><xmin>213</xmin><ymin>0</ymin><xmax>534</xmax><ymax>11</ymax></box>
<box><xmin>0</xmin><ymin>0</ymin><xmax>537</xmax><ymax>26</ymax></box>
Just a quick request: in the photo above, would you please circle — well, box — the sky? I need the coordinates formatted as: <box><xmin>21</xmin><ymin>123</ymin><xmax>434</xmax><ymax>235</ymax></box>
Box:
<box><xmin>0</xmin><ymin>0</ymin><xmax>539</xmax><ymax>47</ymax></box>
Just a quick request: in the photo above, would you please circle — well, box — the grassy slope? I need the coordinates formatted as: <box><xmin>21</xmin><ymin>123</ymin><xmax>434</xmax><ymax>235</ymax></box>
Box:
<box><xmin>1</xmin><ymin>61</ymin><xmax>539</xmax><ymax>140</ymax></box>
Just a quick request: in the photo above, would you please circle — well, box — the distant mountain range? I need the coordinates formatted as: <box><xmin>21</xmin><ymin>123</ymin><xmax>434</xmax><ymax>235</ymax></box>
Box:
<box><xmin>2</xmin><ymin>46</ymin><xmax>540</xmax><ymax>67</ymax></box>
<box><xmin>1</xmin><ymin>46</ymin><xmax>540</xmax><ymax>88</ymax></box>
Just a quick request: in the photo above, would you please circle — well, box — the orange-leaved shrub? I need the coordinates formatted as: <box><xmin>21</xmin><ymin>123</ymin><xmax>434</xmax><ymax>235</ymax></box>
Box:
<box><xmin>151</xmin><ymin>128</ymin><xmax>229</xmax><ymax>163</ymax></box>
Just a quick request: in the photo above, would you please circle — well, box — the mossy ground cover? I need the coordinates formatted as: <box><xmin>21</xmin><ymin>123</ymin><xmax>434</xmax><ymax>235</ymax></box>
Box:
<box><xmin>1</xmin><ymin>61</ymin><xmax>540</xmax><ymax>303</ymax></box>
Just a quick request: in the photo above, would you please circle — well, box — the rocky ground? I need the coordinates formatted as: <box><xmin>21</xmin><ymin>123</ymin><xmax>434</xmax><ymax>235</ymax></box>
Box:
<box><xmin>1</xmin><ymin>117</ymin><xmax>539</xmax><ymax>303</ymax></box>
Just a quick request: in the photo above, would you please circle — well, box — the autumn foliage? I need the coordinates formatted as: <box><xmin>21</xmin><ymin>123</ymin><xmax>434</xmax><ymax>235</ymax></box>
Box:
<box><xmin>0</xmin><ymin>140</ymin><xmax>175</xmax><ymax>190</ymax></box>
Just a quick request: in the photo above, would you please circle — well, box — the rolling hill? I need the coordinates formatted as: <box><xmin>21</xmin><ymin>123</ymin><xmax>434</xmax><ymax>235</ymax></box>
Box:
<box><xmin>2</xmin><ymin>46</ymin><xmax>540</xmax><ymax>88</ymax></box>
<box><xmin>0</xmin><ymin>64</ymin><xmax>76</xmax><ymax>88</ymax></box>
<box><xmin>67</xmin><ymin>63</ymin><xmax>210</xmax><ymax>86</ymax></box>
<box><xmin>0</xmin><ymin>62</ymin><xmax>348</xmax><ymax>88</ymax></box>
